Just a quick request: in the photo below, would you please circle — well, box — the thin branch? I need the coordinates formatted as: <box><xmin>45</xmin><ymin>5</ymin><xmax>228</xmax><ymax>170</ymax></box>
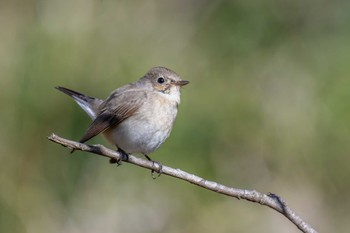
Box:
<box><xmin>48</xmin><ymin>133</ymin><xmax>318</xmax><ymax>233</ymax></box>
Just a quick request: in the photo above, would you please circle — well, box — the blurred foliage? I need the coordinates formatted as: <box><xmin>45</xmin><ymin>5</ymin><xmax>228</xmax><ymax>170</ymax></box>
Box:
<box><xmin>1</xmin><ymin>0</ymin><xmax>350</xmax><ymax>232</ymax></box>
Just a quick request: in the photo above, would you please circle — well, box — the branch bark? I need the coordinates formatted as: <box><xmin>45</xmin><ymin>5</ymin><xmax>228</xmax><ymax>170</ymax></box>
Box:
<box><xmin>48</xmin><ymin>133</ymin><xmax>318</xmax><ymax>233</ymax></box>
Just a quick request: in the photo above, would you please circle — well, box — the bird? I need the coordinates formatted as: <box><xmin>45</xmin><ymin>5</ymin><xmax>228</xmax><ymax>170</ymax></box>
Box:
<box><xmin>56</xmin><ymin>66</ymin><xmax>189</xmax><ymax>168</ymax></box>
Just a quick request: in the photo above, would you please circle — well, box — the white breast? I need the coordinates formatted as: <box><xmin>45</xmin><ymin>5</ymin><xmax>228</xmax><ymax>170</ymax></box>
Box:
<box><xmin>103</xmin><ymin>91</ymin><xmax>179</xmax><ymax>155</ymax></box>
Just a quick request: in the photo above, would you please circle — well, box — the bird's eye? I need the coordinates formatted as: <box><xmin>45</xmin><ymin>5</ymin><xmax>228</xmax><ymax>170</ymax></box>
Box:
<box><xmin>157</xmin><ymin>77</ymin><xmax>165</xmax><ymax>84</ymax></box>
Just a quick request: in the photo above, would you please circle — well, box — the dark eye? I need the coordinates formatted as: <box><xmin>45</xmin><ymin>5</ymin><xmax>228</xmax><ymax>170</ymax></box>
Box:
<box><xmin>157</xmin><ymin>77</ymin><xmax>165</xmax><ymax>84</ymax></box>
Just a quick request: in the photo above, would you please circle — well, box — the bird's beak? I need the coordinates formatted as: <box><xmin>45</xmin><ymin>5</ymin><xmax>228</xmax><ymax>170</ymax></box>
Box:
<box><xmin>174</xmin><ymin>80</ymin><xmax>190</xmax><ymax>86</ymax></box>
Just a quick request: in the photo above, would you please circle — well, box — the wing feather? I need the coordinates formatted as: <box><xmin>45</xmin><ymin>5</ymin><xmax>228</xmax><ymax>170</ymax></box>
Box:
<box><xmin>78</xmin><ymin>90</ymin><xmax>146</xmax><ymax>143</ymax></box>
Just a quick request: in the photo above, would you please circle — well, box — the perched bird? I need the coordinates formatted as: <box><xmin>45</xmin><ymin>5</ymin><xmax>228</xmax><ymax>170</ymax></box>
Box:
<box><xmin>56</xmin><ymin>66</ymin><xmax>189</xmax><ymax>165</ymax></box>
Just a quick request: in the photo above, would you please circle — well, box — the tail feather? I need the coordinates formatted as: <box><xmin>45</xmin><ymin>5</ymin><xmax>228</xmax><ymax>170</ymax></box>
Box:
<box><xmin>55</xmin><ymin>86</ymin><xmax>94</xmax><ymax>102</ymax></box>
<box><xmin>55</xmin><ymin>86</ymin><xmax>102</xmax><ymax>119</ymax></box>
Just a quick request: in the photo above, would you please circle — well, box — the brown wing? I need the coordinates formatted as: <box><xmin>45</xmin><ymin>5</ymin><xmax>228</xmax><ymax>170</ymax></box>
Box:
<box><xmin>79</xmin><ymin>90</ymin><xmax>146</xmax><ymax>143</ymax></box>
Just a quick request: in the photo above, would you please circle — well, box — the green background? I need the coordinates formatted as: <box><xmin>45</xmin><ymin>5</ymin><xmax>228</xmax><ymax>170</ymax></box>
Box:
<box><xmin>1</xmin><ymin>1</ymin><xmax>350</xmax><ymax>232</ymax></box>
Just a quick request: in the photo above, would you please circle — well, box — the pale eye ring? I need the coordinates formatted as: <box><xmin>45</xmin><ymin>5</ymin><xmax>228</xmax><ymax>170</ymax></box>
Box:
<box><xmin>157</xmin><ymin>77</ymin><xmax>165</xmax><ymax>84</ymax></box>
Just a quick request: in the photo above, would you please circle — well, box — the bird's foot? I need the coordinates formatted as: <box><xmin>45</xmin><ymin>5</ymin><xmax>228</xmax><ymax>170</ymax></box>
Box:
<box><xmin>145</xmin><ymin>154</ymin><xmax>163</xmax><ymax>179</ymax></box>
<box><xmin>110</xmin><ymin>148</ymin><xmax>129</xmax><ymax>165</ymax></box>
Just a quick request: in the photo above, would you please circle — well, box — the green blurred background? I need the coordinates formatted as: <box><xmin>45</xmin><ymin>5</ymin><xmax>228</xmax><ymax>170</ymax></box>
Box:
<box><xmin>1</xmin><ymin>0</ymin><xmax>350</xmax><ymax>232</ymax></box>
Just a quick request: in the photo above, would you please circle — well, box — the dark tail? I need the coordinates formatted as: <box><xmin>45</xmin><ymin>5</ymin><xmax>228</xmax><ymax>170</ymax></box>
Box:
<box><xmin>55</xmin><ymin>86</ymin><xmax>96</xmax><ymax>103</ymax></box>
<box><xmin>55</xmin><ymin>86</ymin><xmax>103</xmax><ymax>120</ymax></box>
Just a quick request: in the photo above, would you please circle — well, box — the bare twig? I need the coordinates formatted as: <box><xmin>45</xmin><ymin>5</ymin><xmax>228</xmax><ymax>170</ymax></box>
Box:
<box><xmin>48</xmin><ymin>133</ymin><xmax>318</xmax><ymax>233</ymax></box>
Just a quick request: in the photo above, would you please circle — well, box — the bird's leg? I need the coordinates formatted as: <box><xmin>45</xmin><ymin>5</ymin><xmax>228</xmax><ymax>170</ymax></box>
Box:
<box><xmin>109</xmin><ymin>148</ymin><xmax>129</xmax><ymax>165</ymax></box>
<box><xmin>144</xmin><ymin>154</ymin><xmax>163</xmax><ymax>179</ymax></box>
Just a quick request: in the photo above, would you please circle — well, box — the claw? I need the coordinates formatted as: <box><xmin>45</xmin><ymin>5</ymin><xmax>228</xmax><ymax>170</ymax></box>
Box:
<box><xmin>110</xmin><ymin>148</ymin><xmax>129</xmax><ymax>165</ymax></box>
<box><xmin>109</xmin><ymin>157</ymin><xmax>122</xmax><ymax>165</ymax></box>
<box><xmin>144</xmin><ymin>154</ymin><xmax>163</xmax><ymax>178</ymax></box>
<box><xmin>151</xmin><ymin>161</ymin><xmax>163</xmax><ymax>179</ymax></box>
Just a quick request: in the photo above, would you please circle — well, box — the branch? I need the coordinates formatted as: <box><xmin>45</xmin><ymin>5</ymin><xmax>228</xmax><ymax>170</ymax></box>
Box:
<box><xmin>48</xmin><ymin>133</ymin><xmax>318</xmax><ymax>233</ymax></box>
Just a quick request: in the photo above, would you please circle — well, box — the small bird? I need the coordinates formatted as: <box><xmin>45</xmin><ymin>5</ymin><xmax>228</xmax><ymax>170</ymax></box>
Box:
<box><xmin>56</xmin><ymin>66</ymin><xmax>189</xmax><ymax>166</ymax></box>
